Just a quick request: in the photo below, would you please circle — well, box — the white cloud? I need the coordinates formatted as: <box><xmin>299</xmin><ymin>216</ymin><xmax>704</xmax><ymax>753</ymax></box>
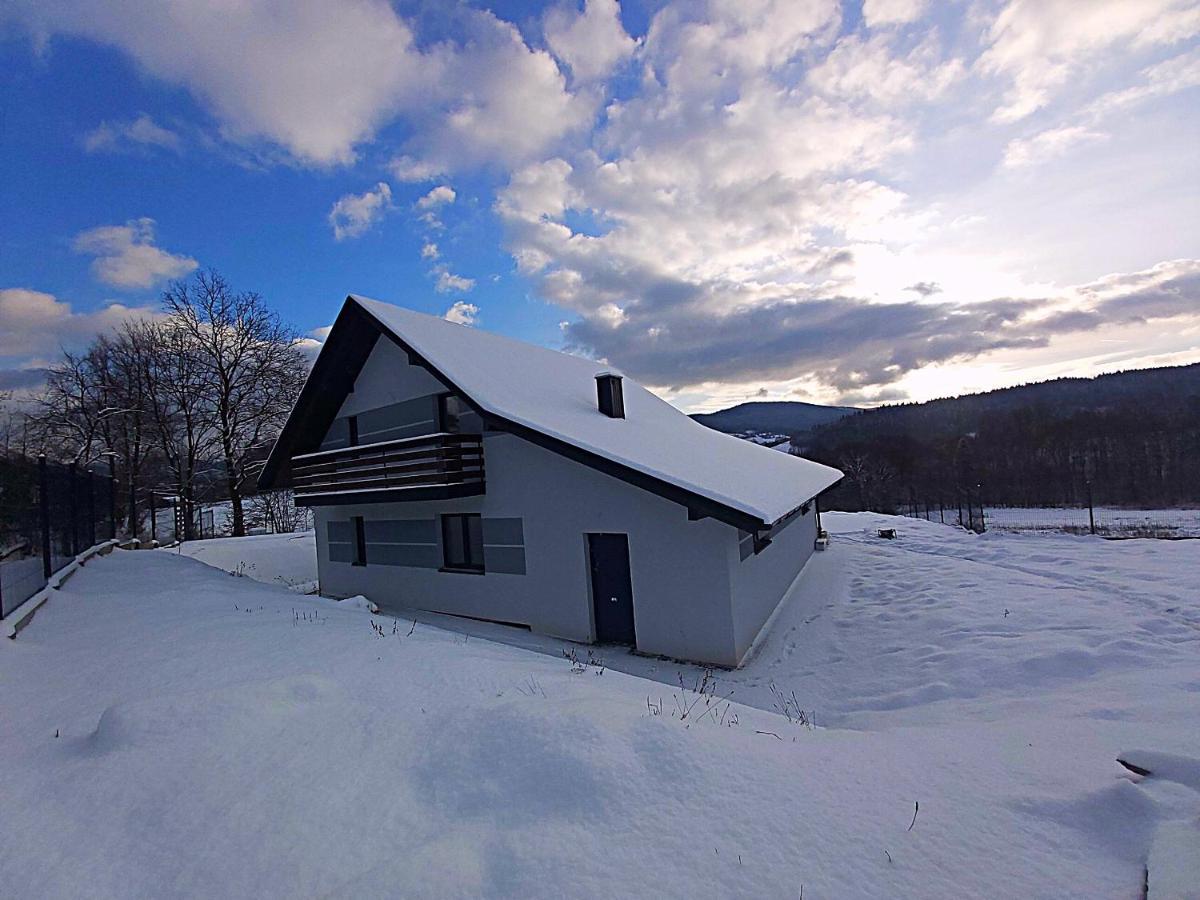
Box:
<box><xmin>808</xmin><ymin>33</ymin><xmax>964</xmax><ymax>105</ymax></box>
<box><xmin>415</xmin><ymin>185</ymin><xmax>457</xmax><ymax>229</ymax></box>
<box><xmin>387</xmin><ymin>155</ymin><xmax>445</xmax><ymax>183</ymax></box>
<box><xmin>0</xmin><ymin>288</ymin><xmax>158</xmax><ymax>360</ymax></box>
<box><xmin>396</xmin><ymin>10</ymin><xmax>595</xmax><ymax>174</ymax></box>
<box><xmin>12</xmin><ymin>0</ymin><xmax>430</xmax><ymax>166</ymax></box>
<box><xmin>328</xmin><ymin>182</ymin><xmax>393</xmax><ymax>241</ymax></box>
<box><xmin>489</xmin><ymin>1</ymin><xmax>1200</xmax><ymax>399</ymax></box>
<box><xmin>11</xmin><ymin>2</ymin><xmax>601</xmax><ymax>175</ymax></box>
<box><xmin>979</xmin><ymin>0</ymin><xmax>1200</xmax><ymax>123</ymax></box>
<box><xmin>421</xmin><ymin>242</ymin><xmax>440</xmax><ymax>260</ymax></box>
<box><xmin>999</xmin><ymin>47</ymin><xmax>1200</xmax><ymax>171</ymax></box>
<box><xmin>862</xmin><ymin>0</ymin><xmax>927</xmax><ymax>28</ymax></box>
<box><xmin>83</xmin><ymin>114</ymin><xmax>181</xmax><ymax>154</ymax></box>
<box><xmin>443</xmin><ymin>301</ymin><xmax>479</xmax><ymax>325</ymax></box>
<box><xmin>1084</xmin><ymin>47</ymin><xmax>1200</xmax><ymax>119</ymax></box>
<box><xmin>434</xmin><ymin>269</ymin><xmax>476</xmax><ymax>294</ymax></box>
<box><xmin>544</xmin><ymin>0</ymin><xmax>638</xmax><ymax>82</ymax></box>
<box><xmin>1003</xmin><ymin>125</ymin><xmax>1107</xmax><ymax>168</ymax></box>
<box><xmin>417</xmin><ymin>186</ymin><xmax>456</xmax><ymax>209</ymax></box>
<box><xmin>72</xmin><ymin>218</ymin><xmax>198</xmax><ymax>290</ymax></box>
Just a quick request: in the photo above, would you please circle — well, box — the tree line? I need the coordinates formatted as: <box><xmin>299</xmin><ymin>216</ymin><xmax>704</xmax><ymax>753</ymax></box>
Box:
<box><xmin>10</xmin><ymin>270</ymin><xmax>308</xmax><ymax>538</ymax></box>
<box><xmin>803</xmin><ymin>364</ymin><xmax>1200</xmax><ymax>511</ymax></box>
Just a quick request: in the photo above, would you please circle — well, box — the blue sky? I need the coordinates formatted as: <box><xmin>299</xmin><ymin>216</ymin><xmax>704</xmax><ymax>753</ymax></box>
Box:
<box><xmin>1</xmin><ymin>0</ymin><xmax>1198</xmax><ymax>410</ymax></box>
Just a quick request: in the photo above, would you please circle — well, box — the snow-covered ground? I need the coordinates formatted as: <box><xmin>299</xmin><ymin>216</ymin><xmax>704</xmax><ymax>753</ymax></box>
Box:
<box><xmin>170</xmin><ymin>530</ymin><xmax>318</xmax><ymax>589</ymax></box>
<box><xmin>983</xmin><ymin>506</ymin><xmax>1200</xmax><ymax>538</ymax></box>
<box><xmin>2</xmin><ymin>513</ymin><xmax>1197</xmax><ymax>897</ymax></box>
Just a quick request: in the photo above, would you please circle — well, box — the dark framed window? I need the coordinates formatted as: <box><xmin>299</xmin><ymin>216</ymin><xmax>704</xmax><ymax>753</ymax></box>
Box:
<box><xmin>439</xmin><ymin>393</ymin><xmax>484</xmax><ymax>435</ymax></box>
<box><xmin>352</xmin><ymin>516</ymin><xmax>367</xmax><ymax>566</ymax></box>
<box><xmin>441</xmin><ymin>513</ymin><xmax>484</xmax><ymax>572</ymax></box>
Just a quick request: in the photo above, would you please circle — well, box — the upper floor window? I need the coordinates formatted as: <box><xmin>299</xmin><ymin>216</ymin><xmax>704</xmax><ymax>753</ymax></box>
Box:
<box><xmin>440</xmin><ymin>394</ymin><xmax>483</xmax><ymax>435</ymax></box>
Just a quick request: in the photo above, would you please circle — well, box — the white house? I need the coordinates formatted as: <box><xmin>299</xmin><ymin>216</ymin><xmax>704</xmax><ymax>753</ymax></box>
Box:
<box><xmin>259</xmin><ymin>295</ymin><xmax>842</xmax><ymax>667</ymax></box>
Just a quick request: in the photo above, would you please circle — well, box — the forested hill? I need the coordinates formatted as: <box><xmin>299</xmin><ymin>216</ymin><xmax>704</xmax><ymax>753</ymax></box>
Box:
<box><xmin>814</xmin><ymin>363</ymin><xmax>1200</xmax><ymax>440</ymax></box>
<box><xmin>802</xmin><ymin>363</ymin><xmax>1200</xmax><ymax>510</ymax></box>
<box><xmin>691</xmin><ymin>401</ymin><xmax>857</xmax><ymax>434</ymax></box>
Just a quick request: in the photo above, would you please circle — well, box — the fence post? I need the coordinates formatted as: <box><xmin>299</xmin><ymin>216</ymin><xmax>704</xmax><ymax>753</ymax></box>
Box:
<box><xmin>128</xmin><ymin>476</ymin><xmax>136</xmax><ymax>540</ymax></box>
<box><xmin>109</xmin><ymin>474</ymin><xmax>117</xmax><ymax>540</ymax></box>
<box><xmin>87</xmin><ymin>469</ymin><xmax>97</xmax><ymax>548</ymax></box>
<box><xmin>39</xmin><ymin>454</ymin><xmax>52</xmax><ymax>580</ymax></box>
<box><xmin>1087</xmin><ymin>479</ymin><xmax>1096</xmax><ymax>535</ymax></box>
<box><xmin>150</xmin><ymin>492</ymin><xmax>157</xmax><ymax>543</ymax></box>
<box><xmin>68</xmin><ymin>462</ymin><xmax>79</xmax><ymax>556</ymax></box>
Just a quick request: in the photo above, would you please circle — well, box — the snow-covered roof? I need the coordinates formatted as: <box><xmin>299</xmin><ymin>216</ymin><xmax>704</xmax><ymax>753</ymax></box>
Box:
<box><xmin>347</xmin><ymin>296</ymin><xmax>841</xmax><ymax>526</ymax></box>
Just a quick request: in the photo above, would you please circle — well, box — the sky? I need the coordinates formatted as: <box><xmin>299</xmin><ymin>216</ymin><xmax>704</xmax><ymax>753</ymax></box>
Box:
<box><xmin>1</xmin><ymin>0</ymin><xmax>1198</xmax><ymax>412</ymax></box>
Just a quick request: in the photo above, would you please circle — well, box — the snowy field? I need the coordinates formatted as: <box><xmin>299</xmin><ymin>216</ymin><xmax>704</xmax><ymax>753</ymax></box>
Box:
<box><xmin>983</xmin><ymin>506</ymin><xmax>1200</xmax><ymax>539</ymax></box>
<box><xmin>2</xmin><ymin>513</ymin><xmax>1198</xmax><ymax>897</ymax></box>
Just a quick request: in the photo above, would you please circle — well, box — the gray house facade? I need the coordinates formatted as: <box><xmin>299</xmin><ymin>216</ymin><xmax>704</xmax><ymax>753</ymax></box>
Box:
<box><xmin>259</xmin><ymin>296</ymin><xmax>842</xmax><ymax>667</ymax></box>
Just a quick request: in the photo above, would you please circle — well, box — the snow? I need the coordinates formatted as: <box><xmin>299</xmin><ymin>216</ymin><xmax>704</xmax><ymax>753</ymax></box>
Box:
<box><xmin>347</xmin><ymin>296</ymin><xmax>842</xmax><ymax>525</ymax></box>
<box><xmin>2</xmin><ymin>514</ymin><xmax>1198</xmax><ymax>897</ymax></box>
<box><xmin>167</xmin><ymin>531</ymin><xmax>318</xmax><ymax>588</ymax></box>
<box><xmin>984</xmin><ymin>506</ymin><xmax>1200</xmax><ymax>538</ymax></box>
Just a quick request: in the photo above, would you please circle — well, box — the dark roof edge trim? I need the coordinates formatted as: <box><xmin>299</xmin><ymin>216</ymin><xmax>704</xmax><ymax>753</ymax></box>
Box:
<box><xmin>258</xmin><ymin>297</ymin><xmax>373</xmax><ymax>491</ymax></box>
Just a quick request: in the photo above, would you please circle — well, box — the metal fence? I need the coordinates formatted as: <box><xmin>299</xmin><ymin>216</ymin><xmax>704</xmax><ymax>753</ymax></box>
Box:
<box><xmin>982</xmin><ymin>505</ymin><xmax>1200</xmax><ymax>539</ymax></box>
<box><xmin>0</xmin><ymin>453</ymin><xmax>117</xmax><ymax>619</ymax></box>
<box><xmin>898</xmin><ymin>484</ymin><xmax>1200</xmax><ymax>540</ymax></box>
<box><xmin>900</xmin><ymin>488</ymin><xmax>987</xmax><ymax>534</ymax></box>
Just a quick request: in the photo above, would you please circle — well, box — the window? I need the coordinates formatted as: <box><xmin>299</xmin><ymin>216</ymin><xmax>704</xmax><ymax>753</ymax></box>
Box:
<box><xmin>439</xmin><ymin>394</ymin><xmax>484</xmax><ymax>435</ymax></box>
<box><xmin>352</xmin><ymin>516</ymin><xmax>367</xmax><ymax>566</ymax></box>
<box><xmin>347</xmin><ymin>415</ymin><xmax>359</xmax><ymax>447</ymax></box>
<box><xmin>441</xmin><ymin>513</ymin><xmax>484</xmax><ymax>572</ymax></box>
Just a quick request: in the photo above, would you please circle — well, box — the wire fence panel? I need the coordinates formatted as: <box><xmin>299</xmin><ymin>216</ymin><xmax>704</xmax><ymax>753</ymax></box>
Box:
<box><xmin>984</xmin><ymin>506</ymin><xmax>1200</xmax><ymax>539</ymax></box>
<box><xmin>0</xmin><ymin>453</ymin><xmax>117</xmax><ymax>619</ymax></box>
<box><xmin>900</xmin><ymin>489</ymin><xmax>987</xmax><ymax>534</ymax></box>
<box><xmin>0</xmin><ymin>455</ymin><xmax>43</xmax><ymax>617</ymax></box>
<box><xmin>892</xmin><ymin>482</ymin><xmax>1200</xmax><ymax>540</ymax></box>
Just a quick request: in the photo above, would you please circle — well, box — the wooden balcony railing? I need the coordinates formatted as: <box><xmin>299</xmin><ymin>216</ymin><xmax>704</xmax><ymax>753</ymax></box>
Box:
<box><xmin>290</xmin><ymin>432</ymin><xmax>484</xmax><ymax>506</ymax></box>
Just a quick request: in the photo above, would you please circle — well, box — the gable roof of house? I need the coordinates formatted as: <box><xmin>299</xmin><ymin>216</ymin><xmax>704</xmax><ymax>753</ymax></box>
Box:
<box><xmin>259</xmin><ymin>295</ymin><xmax>842</xmax><ymax>531</ymax></box>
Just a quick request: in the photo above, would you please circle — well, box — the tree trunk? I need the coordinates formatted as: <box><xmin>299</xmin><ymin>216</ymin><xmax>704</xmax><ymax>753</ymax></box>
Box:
<box><xmin>222</xmin><ymin>435</ymin><xmax>244</xmax><ymax>537</ymax></box>
<box><xmin>226</xmin><ymin>466</ymin><xmax>244</xmax><ymax>537</ymax></box>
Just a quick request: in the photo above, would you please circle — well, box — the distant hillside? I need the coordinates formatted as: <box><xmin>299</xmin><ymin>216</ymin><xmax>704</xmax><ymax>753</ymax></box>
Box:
<box><xmin>817</xmin><ymin>363</ymin><xmax>1200</xmax><ymax>441</ymax></box>
<box><xmin>692</xmin><ymin>401</ymin><xmax>858</xmax><ymax>435</ymax></box>
<box><xmin>804</xmin><ymin>363</ymin><xmax>1200</xmax><ymax>510</ymax></box>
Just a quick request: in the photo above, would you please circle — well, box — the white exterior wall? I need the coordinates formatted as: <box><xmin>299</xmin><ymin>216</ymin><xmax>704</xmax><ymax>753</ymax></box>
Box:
<box><xmin>315</xmin><ymin>432</ymin><xmax>738</xmax><ymax>665</ymax></box>
<box><xmin>726</xmin><ymin>510</ymin><xmax>818</xmax><ymax>662</ymax></box>
<box><xmin>309</xmin><ymin>336</ymin><xmax>818</xmax><ymax>668</ymax></box>
<box><xmin>335</xmin><ymin>338</ymin><xmax>445</xmax><ymax>417</ymax></box>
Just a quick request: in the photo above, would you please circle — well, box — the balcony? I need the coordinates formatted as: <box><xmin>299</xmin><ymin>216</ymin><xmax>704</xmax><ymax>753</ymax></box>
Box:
<box><xmin>290</xmin><ymin>433</ymin><xmax>484</xmax><ymax>506</ymax></box>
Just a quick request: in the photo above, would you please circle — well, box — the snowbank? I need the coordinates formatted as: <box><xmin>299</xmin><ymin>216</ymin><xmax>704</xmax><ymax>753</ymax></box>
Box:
<box><xmin>2</xmin><ymin>515</ymin><xmax>1197</xmax><ymax>897</ymax></box>
<box><xmin>164</xmin><ymin>531</ymin><xmax>317</xmax><ymax>588</ymax></box>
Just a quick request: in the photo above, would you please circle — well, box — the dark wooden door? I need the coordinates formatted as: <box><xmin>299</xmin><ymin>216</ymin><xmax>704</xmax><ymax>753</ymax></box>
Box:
<box><xmin>587</xmin><ymin>533</ymin><xmax>636</xmax><ymax>645</ymax></box>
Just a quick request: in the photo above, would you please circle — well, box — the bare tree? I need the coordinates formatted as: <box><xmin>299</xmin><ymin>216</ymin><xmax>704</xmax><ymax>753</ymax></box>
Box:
<box><xmin>246</xmin><ymin>489</ymin><xmax>311</xmax><ymax>534</ymax></box>
<box><xmin>29</xmin><ymin>344</ymin><xmax>125</xmax><ymax>465</ymax></box>
<box><xmin>0</xmin><ymin>391</ymin><xmax>32</xmax><ymax>456</ymax></box>
<box><xmin>134</xmin><ymin>317</ymin><xmax>216</xmax><ymax>541</ymax></box>
<box><xmin>100</xmin><ymin>326</ymin><xmax>158</xmax><ymax>533</ymax></box>
<box><xmin>162</xmin><ymin>270</ymin><xmax>307</xmax><ymax>536</ymax></box>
